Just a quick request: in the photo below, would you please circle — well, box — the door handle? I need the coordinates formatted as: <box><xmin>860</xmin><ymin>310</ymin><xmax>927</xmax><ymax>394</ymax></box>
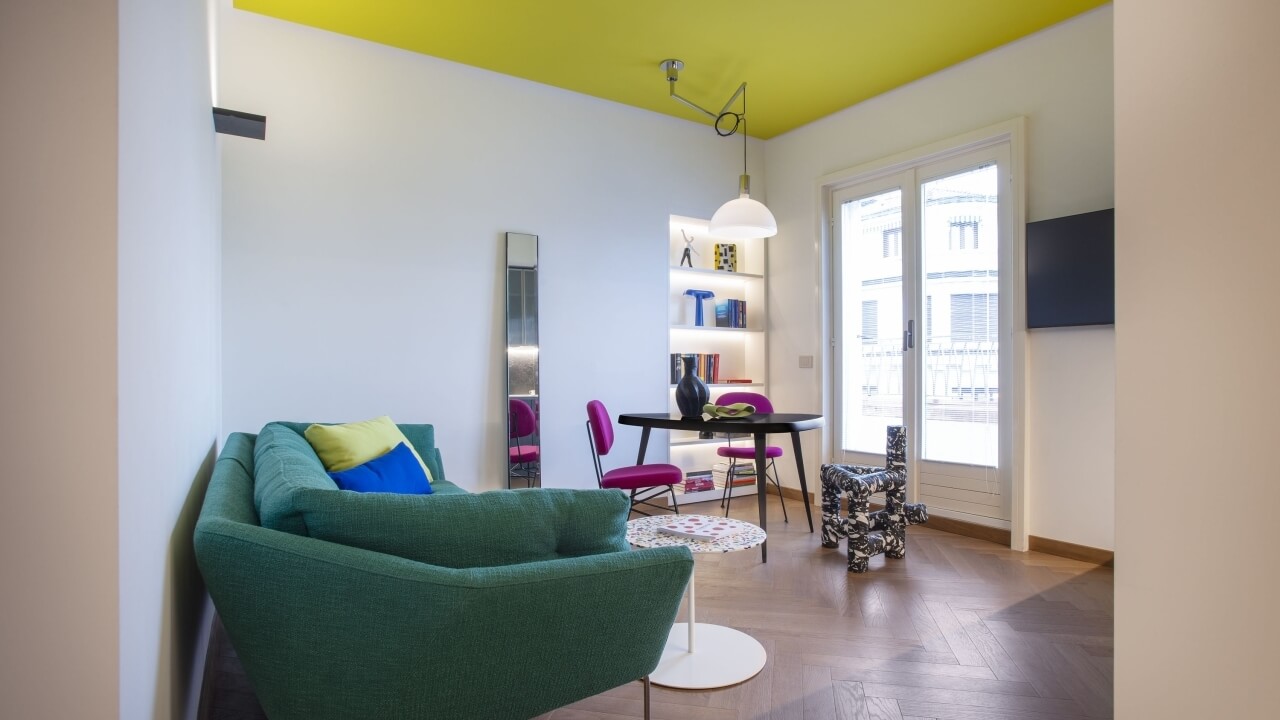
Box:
<box><xmin>903</xmin><ymin>319</ymin><xmax>914</xmax><ymax>351</ymax></box>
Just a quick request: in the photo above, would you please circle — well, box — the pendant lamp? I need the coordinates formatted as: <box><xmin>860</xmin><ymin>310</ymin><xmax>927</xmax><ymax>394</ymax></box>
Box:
<box><xmin>662</xmin><ymin>59</ymin><xmax>777</xmax><ymax>239</ymax></box>
<box><xmin>708</xmin><ymin>155</ymin><xmax>777</xmax><ymax>239</ymax></box>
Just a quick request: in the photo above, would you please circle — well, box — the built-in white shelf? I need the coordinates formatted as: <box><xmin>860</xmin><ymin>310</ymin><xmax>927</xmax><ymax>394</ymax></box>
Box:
<box><xmin>670</xmin><ymin>326</ymin><xmax>763</xmax><ymax>334</ymax></box>
<box><xmin>667</xmin><ymin>214</ymin><xmax>769</xmax><ymax>508</ymax></box>
<box><xmin>669</xmin><ymin>266</ymin><xmax>764</xmax><ymax>280</ymax></box>
<box><xmin>670</xmin><ymin>437</ymin><xmax>725</xmax><ymax>447</ymax></box>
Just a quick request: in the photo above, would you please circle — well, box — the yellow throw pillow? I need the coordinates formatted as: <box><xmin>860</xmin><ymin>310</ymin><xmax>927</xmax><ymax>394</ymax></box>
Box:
<box><xmin>304</xmin><ymin>416</ymin><xmax>434</xmax><ymax>483</ymax></box>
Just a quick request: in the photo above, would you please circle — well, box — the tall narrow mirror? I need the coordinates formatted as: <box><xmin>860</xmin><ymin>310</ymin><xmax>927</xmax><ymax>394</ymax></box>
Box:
<box><xmin>506</xmin><ymin>232</ymin><xmax>540</xmax><ymax>487</ymax></box>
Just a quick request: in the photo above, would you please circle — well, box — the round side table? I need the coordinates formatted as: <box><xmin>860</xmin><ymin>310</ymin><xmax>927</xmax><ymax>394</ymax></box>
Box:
<box><xmin>626</xmin><ymin>514</ymin><xmax>767</xmax><ymax>689</ymax></box>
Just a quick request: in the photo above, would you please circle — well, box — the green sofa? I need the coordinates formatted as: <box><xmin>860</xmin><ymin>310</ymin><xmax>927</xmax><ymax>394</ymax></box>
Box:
<box><xmin>194</xmin><ymin>422</ymin><xmax>693</xmax><ymax>720</ymax></box>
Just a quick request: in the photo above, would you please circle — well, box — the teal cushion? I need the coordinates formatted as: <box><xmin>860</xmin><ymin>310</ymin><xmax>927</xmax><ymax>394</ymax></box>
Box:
<box><xmin>329</xmin><ymin>443</ymin><xmax>433</xmax><ymax>495</ymax></box>
<box><xmin>253</xmin><ymin>423</ymin><xmax>339</xmax><ymax>534</ymax></box>
<box><xmin>297</xmin><ymin>488</ymin><xmax>631</xmax><ymax>568</ymax></box>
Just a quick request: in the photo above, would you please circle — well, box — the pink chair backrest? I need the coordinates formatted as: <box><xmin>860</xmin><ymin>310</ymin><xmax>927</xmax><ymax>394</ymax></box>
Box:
<box><xmin>509</xmin><ymin>399</ymin><xmax>537</xmax><ymax>439</ymax></box>
<box><xmin>585</xmin><ymin>400</ymin><xmax>615</xmax><ymax>456</ymax></box>
<box><xmin>715</xmin><ymin>391</ymin><xmax>774</xmax><ymax>413</ymax></box>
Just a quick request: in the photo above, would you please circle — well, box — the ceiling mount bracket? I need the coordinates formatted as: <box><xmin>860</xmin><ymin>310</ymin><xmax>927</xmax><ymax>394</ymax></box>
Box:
<box><xmin>659</xmin><ymin>58</ymin><xmax>744</xmax><ymax>126</ymax></box>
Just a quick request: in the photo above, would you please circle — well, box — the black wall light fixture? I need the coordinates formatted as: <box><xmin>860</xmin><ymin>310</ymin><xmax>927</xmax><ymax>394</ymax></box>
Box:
<box><xmin>212</xmin><ymin>107</ymin><xmax>266</xmax><ymax>140</ymax></box>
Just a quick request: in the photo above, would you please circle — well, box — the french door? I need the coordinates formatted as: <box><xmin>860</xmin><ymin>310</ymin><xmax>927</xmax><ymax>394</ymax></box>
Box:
<box><xmin>832</xmin><ymin>143</ymin><xmax>1013</xmax><ymax>529</ymax></box>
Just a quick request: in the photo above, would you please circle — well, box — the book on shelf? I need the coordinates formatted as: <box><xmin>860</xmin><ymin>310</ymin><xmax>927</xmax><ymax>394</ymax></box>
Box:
<box><xmin>669</xmin><ymin>352</ymin><xmax>720</xmax><ymax>384</ymax></box>
<box><xmin>713</xmin><ymin>299</ymin><xmax>747</xmax><ymax>329</ymax></box>
<box><xmin>656</xmin><ymin>516</ymin><xmax>743</xmax><ymax>542</ymax></box>
<box><xmin>683</xmin><ymin>470</ymin><xmax>715</xmax><ymax>493</ymax></box>
<box><xmin>712</xmin><ymin>462</ymin><xmax>757</xmax><ymax>488</ymax></box>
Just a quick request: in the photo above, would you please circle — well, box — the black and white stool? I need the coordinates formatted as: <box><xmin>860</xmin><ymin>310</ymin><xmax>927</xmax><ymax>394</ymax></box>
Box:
<box><xmin>820</xmin><ymin>426</ymin><xmax>928</xmax><ymax>573</ymax></box>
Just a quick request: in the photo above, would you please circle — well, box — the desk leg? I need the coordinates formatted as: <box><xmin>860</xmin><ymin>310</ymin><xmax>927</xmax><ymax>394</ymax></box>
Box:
<box><xmin>636</xmin><ymin>427</ymin><xmax>652</xmax><ymax>465</ymax></box>
<box><xmin>755</xmin><ymin>432</ymin><xmax>768</xmax><ymax>563</ymax></box>
<box><xmin>791</xmin><ymin>431</ymin><xmax>814</xmax><ymax>532</ymax></box>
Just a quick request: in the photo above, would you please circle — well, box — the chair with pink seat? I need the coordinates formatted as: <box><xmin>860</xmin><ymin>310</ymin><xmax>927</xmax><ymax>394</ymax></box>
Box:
<box><xmin>508</xmin><ymin>398</ymin><xmax>540</xmax><ymax>488</ymax></box>
<box><xmin>585</xmin><ymin>400</ymin><xmax>681</xmax><ymax>516</ymax></box>
<box><xmin>715</xmin><ymin>391</ymin><xmax>788</xmax><ymax>523</ymax></box>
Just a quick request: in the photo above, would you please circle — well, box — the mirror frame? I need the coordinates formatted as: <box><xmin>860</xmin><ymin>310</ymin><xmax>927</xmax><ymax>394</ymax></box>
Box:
<box><xmin>505</xmin><ymin>232</ymin><xmax>540</xmax><ymax>488</ymax></box>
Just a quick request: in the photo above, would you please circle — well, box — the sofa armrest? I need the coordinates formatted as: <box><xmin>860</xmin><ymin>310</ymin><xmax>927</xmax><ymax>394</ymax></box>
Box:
<box><xmin>295</xmin><ymin>486</ymin><xmax>634</xmax><ymax>568</ymax></box>
<box><xmin>195</xmin><ymin>517</ymin><xmax>691</xmax><ymax>720</ymax></box>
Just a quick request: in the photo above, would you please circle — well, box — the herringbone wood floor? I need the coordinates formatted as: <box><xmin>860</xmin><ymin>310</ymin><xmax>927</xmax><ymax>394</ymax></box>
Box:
<box><xmin>204</xmin><ymin>495</ymin><xmax>1114</xmax><ymax>720</ymax></box>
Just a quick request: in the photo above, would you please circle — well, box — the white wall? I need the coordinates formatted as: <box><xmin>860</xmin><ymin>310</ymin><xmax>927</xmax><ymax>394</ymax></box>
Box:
<box><xmin>763</xmin><ymin>7</ymin><xmax>1115</xmax><ymax>549</ymax></box>
<box><xmin>218</xmin><ymin>6</ymin><xmax>750</xmax><ymax>489</ymax></box>
<box><xmin>117</xmin><ymin>0</ymin><xmax>222</xmax><ymax>717</ymax></box>
<box><xmin>0</xmin><ymin>2</ymin><xmax>121</xmax><ymax>717</ymax></box>
<box><xmin>1115</xmin><ymin>0</ymin><xmax>1280</xmax><ymax>715</ymax></box>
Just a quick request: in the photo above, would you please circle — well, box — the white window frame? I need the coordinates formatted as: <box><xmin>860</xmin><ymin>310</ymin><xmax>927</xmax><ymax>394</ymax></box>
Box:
<box><xmin>816</xmin><ymin>118</ymin><xmax>1029</xmax><ymax>550</ymax></box>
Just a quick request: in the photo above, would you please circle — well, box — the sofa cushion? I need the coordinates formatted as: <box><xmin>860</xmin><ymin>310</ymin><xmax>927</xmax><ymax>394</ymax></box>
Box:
<box><xmin>297</xmin><ymin>488</ymin><xmax>630</xmax><ymax>568</ymax></box>
<box><xmin>253</xmin><ymin>422</ymin><xmax>339</xmax><ymax>534</ymax></box>
<box><xmin>276</xmin><ymin>421</ymin><xmax>449</xmax><ymax>487</ymax></box>
<box><xmin>329</xmin><ymin>443</ymin><xmax>433</xmax><ymax>495</ymax></box>
<box><xmin>304</xmin><ymin>416</ymin><xmax>435</xmax><ymax>482</ymax></box>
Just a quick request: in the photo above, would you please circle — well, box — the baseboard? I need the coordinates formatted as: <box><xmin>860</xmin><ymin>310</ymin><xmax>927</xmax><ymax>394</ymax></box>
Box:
<box><xmin>1029</xmin><ymin>535</ymin><xmax>1114</xmax><ymax>567</ymax></box>
<box><xmin>864</xmin><ymin>501</ymin><xmax>1011</xmax><ymax>546</ymax></box>
<box><xmin>922</xmin><ymin>512</ymin><xmax>1013</xmax><ymax>547</ymax></box>
<box><xmin>780</xmin><ymin>486</ymin><xmax>814</xmax><ymax>505</ymax></box>
<box><xmin>742</xmin><ymin>490</ymin><xmax>1113</xmax><ymax>566</ymax></box>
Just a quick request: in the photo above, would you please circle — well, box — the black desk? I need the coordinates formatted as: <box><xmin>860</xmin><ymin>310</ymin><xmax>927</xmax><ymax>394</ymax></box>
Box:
<box><xmin>617</xmin><ymin>412</ymin><xmax>825</xmax><ymax>562</ymax></box>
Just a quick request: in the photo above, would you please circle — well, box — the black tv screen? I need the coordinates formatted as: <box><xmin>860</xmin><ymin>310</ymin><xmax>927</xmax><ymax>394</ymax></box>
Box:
<box><xmin>1026</xmin><ymin>208</ymin><xmax>1114</xmax><ymax>329</ymax></box>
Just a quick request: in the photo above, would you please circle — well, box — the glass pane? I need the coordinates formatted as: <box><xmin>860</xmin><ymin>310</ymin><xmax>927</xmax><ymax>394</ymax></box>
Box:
<box><xmin>920</xmin><ymin>164</ymin><xmax>999</xmax><ymax>466</ymax></box>
<box><xmin>839</xmin><ymin>189</ymin><xmax>903</xmax><ymax>453</ymax></box>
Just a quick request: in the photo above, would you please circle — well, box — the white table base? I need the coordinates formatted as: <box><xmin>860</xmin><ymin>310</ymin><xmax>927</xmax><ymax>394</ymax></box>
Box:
<box><xmin>649</xmin><ymin>623</ymin><xmax>767</xmax><ymax>689</ymax></box>
<box><xmin>648</xmin><ymin>568</ymin><xmax>766</xmax><ymax>689</ymax></box>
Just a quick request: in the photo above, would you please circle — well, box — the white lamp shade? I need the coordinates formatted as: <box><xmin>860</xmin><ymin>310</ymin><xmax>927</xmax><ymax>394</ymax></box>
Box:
<box><xmin>709</xmin><ymin>195</ymin><xmax>777</xmax><ymax>239</ymax></box>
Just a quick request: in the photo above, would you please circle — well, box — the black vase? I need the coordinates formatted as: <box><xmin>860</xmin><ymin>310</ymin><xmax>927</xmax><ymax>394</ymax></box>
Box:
<box><xmin>675</xmin><ymin>355</ymin><xmax>709</xmax><ymax>419</ymax></box>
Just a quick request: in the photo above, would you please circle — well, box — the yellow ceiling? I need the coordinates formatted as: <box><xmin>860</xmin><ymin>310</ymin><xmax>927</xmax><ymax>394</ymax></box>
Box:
<box><xmin>233</xmin><ymin>0</ymin><xmax>1108</xmax><ymax>139</ymax></box>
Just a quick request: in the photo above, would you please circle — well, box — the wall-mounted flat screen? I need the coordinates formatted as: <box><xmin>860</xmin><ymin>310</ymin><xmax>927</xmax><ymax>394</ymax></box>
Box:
<box><xmin>1026</xmin><ymin>208</ymin><xmax>1115</xmax><ymax>329</ymax></box>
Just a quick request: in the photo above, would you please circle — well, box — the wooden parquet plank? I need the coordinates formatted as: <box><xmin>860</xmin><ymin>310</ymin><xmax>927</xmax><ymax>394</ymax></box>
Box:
<box><xmin>827</xmin><ymin>667</ymin><xmax>1039</xmax><ymax>697</ymax></box>
<box><xmin>866</xmin><ymin>697</ymin><xmax>906</xmax><ymax>720</ymax></box>
<box><xmin>773</xmin><ymin>634</ymin><xmax>962</xmax><ymax>665</ymax></box>
<box><xmin>863</xmin><ymin>682</ymin><xmax>1087</xmax><ymax>715</ymax></box>
<box><xmin>870</xmin><ymin>582</ymin><xmax>927</xmax><ymax>644</ymax></box>
<box><xmin>803</xmin><ymin>664</ymin><xmax>837</xmax><ymax>720</ymax></box>
<box><xmin>801</xmin><ymin>654</ymin><xmax>995</xmax><ymax>681</ymax></box>
<box><xmin>770</xmin><ymin>649</ymin><xmax>806</xmax><ymax>720</ymax></box>
<box><xmin>832</xmin><ymin>680</ymin><xmax>870</xmax><ymax>720</ymax></box>
<box><xmin>951</xmin><ymin>609</ymin><xmax>1028</xmax><ymax>682</ymax></box>
<box><xmin>897</xmin><ymin>699</ymin><xmax>1090</xmax><ymax>719</ymax></box>
<box><xmin>923</xmin><ymin>601</ymin><xmax>988</xmax><ymax>667</ymax></box>
<box><xmin>893</xmin><ymin>588</ymin><xmax>956</xmax><ymax>655</ymax></box>
<box><xmin>727</xmin><ymin>637</ymin><xmax>773</xmax><ymax>718</ymax></box>
<box><xmin>1049</xmin><ymin>642</ymin><xmax>1114</xmax><ymax>719</ymax></box>
<box><xmin>1015</xmin><ymin>632</ymin><xmax>1111</xmax><ymax>719</ymax></box>
<box><xmin>984</xmin><ymin>619</ymin><xmax>1076</xmax><ymax>701</ymax></box>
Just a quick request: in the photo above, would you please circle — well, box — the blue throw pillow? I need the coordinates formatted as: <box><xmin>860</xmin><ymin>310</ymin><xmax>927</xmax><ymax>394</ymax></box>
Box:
<box><xmin>328</xmin><ymin>442</ymin><xmax>433</xmax><ymax>495</ymax></box>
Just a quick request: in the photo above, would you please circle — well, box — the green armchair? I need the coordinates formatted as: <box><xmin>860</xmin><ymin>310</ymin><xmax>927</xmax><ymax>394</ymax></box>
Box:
<box><xmin>195</xmin><ymin>425</ymin><xmax>693</xmax><ymax>720</ymax></box>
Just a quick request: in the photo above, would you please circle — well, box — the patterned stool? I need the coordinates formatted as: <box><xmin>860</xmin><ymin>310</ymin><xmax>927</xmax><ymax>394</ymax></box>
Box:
<box><xmin>820</xmin><ymin>426</ymin><xmax>928</xmax><ymax>573</ymax></box>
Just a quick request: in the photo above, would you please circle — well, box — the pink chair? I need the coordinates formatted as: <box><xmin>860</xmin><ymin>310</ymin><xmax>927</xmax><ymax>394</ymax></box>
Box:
<box><xmin>585</xmin><ymin>400</ymin><xmax>681</xmax><ymax>516</ymax></box>
<box><xmin>509</xmin><ymin>398</ymin><xmax>540</xmax><ymax>488</ymax></box>
<box><xmin>716</xmin><ymin>391</ymin><xmax>787</xmax><ymax>522</ymax></box>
